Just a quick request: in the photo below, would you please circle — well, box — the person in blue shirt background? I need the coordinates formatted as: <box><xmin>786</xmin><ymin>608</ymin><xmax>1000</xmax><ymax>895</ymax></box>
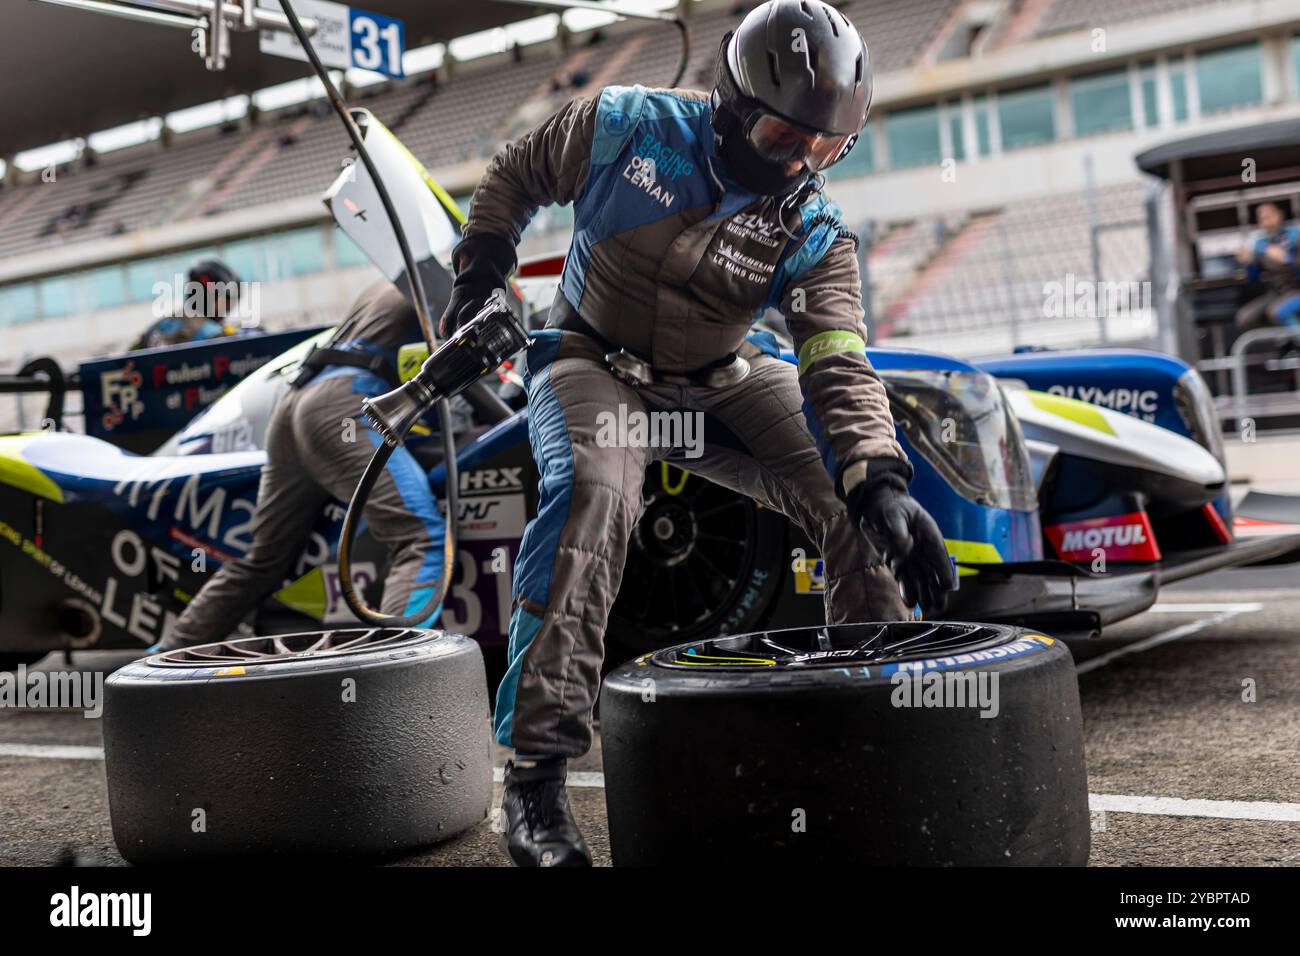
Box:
<box><xmin>131</xmin><ymin>258</ymin><xmax>242</xmax><ymax>350</ymax></box>
<box><xmin>1235</xmin><ymin>201</ymin><xmax>1300</xmax><ymax>330</ymax></box>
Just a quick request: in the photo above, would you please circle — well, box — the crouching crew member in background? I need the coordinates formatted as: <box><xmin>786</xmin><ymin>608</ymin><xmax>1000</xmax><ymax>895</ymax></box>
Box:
<box><xmin>153</xmin><ymin>279</ymin><xmax>454</xmax><ymax>651</ymax></box>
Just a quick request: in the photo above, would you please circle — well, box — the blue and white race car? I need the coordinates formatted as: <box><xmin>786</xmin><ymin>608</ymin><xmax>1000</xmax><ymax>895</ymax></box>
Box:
<box><xmin>3</xmin><ymin>305</ymin><xmax>1297</xmax><ymax>664</ymax></box>
<box><xmin>2</xmin><ymin>114</ymin><xmax>1297</xmax><ymax>663</ymax></box>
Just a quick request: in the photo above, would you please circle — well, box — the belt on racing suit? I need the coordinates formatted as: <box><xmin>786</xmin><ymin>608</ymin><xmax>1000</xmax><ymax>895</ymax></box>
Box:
<box><xmin>550</xmin><ymin>304</ymin><xmax>750</xmax><ymax>389</ymax></box>
<box><xmin>290</xmin><ymin>337</ymin><xmax>399</xmax><ymax>389</ymax></box>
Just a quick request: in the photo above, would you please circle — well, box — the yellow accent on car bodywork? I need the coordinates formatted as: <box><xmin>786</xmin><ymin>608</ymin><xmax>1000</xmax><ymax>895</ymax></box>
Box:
<box><xmin>0</xmin><ymin>435</ymin><xmax>65</xmax><ymax>503</ymax></box>
<box><xmin>944</xmin><ymin>539</ymin><xmax>1003</xmax><ymax>577</ymax></box>
<box><xmin>1026</xmin><ymin>391</ymin><xmax>1116</xmax><ymax>435</ymax></box>
<box><xmin>795</xmin><ymin>542</ymin><xmax>999</xmax><ymax>584</ymax></box>
<box><xmin>398</xmin><ymin>343</ymin><xmax>429</xmax><ymax>383</ymax></box>
<box><xmin>274</xmin><ymin>566</ymin><xmax>327</xmax><ymax>620</ymax></box>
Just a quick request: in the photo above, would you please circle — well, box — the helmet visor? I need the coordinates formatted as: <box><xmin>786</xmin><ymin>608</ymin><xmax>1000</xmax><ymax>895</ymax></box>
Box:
<box><xmin>746</xmin><ymin>112</ymin><xmax>856</xmax><ymax>171</ymax></box>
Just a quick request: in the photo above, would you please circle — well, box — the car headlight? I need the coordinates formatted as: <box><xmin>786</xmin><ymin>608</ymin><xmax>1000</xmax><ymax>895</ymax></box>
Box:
<box><xmin>883</xmin><ymin>369</ymin><xmax>1037</xmax><ymax>512</ymax></box>
<box><xmin>1174</xmin><ymin>368</ymin><xmax>1225</xmax><ymax>463</ymax></box>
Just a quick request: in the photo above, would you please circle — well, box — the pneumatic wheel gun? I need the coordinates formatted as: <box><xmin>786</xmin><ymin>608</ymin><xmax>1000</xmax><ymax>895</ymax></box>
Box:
<box><xmin>363</xmin><ymin>299</ymin><xmax>530</xmax><ymax>446</ymax></box>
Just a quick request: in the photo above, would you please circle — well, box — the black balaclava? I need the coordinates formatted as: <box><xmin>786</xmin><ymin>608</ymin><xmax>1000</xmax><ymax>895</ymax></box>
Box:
<box><xmin>712</xmin><ymin>96</ymin><xmax>808</xmax><ymax>197</ymax></box>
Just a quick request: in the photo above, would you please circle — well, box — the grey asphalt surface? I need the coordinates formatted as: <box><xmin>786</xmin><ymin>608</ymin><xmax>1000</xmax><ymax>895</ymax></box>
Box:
<box><xmin>0</xmin><ymin>563</ymin><xmax>1297</xmax><ymax>867</ymax></box>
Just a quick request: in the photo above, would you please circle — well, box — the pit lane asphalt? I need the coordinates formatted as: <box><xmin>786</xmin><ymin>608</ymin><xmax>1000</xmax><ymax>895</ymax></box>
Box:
<box><xmin>1</xmin><ymin>564</ymin><xmax>1297</xmax><ymax>867</ymax></box>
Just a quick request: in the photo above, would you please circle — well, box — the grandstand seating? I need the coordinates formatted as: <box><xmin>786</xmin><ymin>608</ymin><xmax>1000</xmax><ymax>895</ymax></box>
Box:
<box><xmin>0</xmin><ymin>0</ymin><xmax>1217</xmax><ymax>359</ymax></box>
<box><xmin>1034</xmin><ymin>0</ymin><xmax>1227</xmax><ymax>37</ymax></box>
<box><xmin>0</xmin><ymin>0</ymin><xmax>966</xmax><ymax>259</ymax></box>
<box><xmin>881</xmin><ymin>181</ymin><xmax>1150</xmax><ymax>337</ymax></box>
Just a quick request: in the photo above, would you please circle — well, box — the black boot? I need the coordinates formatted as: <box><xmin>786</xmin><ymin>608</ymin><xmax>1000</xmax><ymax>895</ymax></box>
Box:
<box><xmin>500</xmin><ymin>757</ymin><xmax>592</xmax><ymax>867</ymax></box>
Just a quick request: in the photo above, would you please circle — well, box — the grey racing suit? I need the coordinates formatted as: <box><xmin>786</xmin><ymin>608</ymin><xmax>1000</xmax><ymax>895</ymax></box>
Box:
<box><xmin>163</xmin><ymin>280</ymin><xmax>450</xmax><ymax>648</ymax></box>
<box><xmin>467</xmin><ymin>86</ymin><xmax>911</xmax><ymax>756</ymax></box>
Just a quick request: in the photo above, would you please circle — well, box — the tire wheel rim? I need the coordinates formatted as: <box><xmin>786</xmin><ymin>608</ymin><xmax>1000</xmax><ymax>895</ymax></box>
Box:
<box><xmin>612</xmin><ymin>468</ymin><xmax>762</xmax><ymax>642</ymax></box>
<box><xmin>653</xmin><ymin>621</ymin><xmax>1013</xmax><ymax>669</ymax></box>
<box><xmin>148</xmin><ymin>626</ymin><xmax>437</xmax><ymax>668</ymax></box>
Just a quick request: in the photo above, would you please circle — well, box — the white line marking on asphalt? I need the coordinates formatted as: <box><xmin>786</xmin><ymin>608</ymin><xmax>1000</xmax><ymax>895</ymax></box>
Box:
<box><xmin>1075</xmin><ymin>605</ymin><xmax>1260</xmax><ymax>675</ymax></box>
<box><xmin>1148</xmin><ymin>603</ymin><xmax>1265</xmax><ymax>613</ymax></box>
<box><xmin>2</xmin><ymin>745</ymin><xmax>1297</xmax><ymax>823</ymax></box>
<box><xmin>491</xmin><ymin>766</ymin><xmax>606</xmax><ymax>788</ymax></box>
<box><xmin>0</xmin><ymin>743</ymin><xmax>104</xmax><ymax>760</ymax></box>
<box><xmin>1090</xmin><ymin>794</ymin><xmax>1300</xmax><ymax>822</ymax></box>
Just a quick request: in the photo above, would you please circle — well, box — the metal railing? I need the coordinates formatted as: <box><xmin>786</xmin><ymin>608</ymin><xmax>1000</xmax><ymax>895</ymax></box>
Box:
<box><xmin>1197</xmin><ymin>325</ymin><xmax>1300</xmax><ymax>429</ymax></box>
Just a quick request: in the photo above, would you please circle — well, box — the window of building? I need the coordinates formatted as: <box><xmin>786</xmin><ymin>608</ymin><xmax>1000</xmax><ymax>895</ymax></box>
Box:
<box><xmin>221</xmin><ymin>236</ymin><xmax>271</xmax><ymax>283</ymax></box>
<box><xmin>0</xmin><ymin>283</ymin><xmax>40</xmax><ymax>326</ymax></box>
<box><xmin>261</xmin><ymin>229</ymin><xmax>324</xmax><ymax>279</ymax></box>
<box><xmin>973</xmin><ymin>96</ymin><xmax>991</xmax><ymax>156</ymax></box>
<box><xmin>997</xmin><ymin>84</ymin><xmax>1055</xmax><ymax>149</ymax></box>
<box><xmin>39</xmin><ymin>275</ymin><xmax>77</xmax><ymax>319</ymax></box>
<box><xmin>1139</xmin><ymin>61</ymin><xmax>1158</xmax><ymax>128</ymax></box>
<box><xmin>945</xmin><ymin>102</ymin><xmax>966</xmax><ymax>162</ymax></box>
<box><xmin>84</xmin><ymin>265</ymin><xmax>127</xmax><ymax>312</ymax></box>
<box><xmin>885</xmin><ymin>106</ymin><xmax>943</xmax><ymax>169</ymax></box>
<box><xmin>826</xmin><ymin>120</ymin><xmax>874</xmax><ymax>181</ymax></box>
<box><xmin>1071</xmin><ymin>67</ymin><xmax>1133</xmax><ymax>136</ymax></box>
<box><xmin>1169</xmin><ymin>56</ymin><xmax>1190</xmax><ymax>122</ymax></box>
<box><xmin>127</xmin><ymin>253</ymin><xmax>186</xmax><ymax>303</ymax></box>
<box><xmin>1195</xmin><ymin>43</ymin><xmax>1263</xmax><ymax>114</ymax></box>
<box><xmin>334</xmin><ymin>231</ymin><xmax>373</xmax><ymax>269</ymax></box>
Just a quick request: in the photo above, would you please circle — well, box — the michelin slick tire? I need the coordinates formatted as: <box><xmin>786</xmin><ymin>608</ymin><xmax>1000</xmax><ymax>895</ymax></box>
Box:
<box><xmin>600</xmin><ymin>622</ymin><xmax>1089</xmax><ymax>866</ymax></box>
<box><xmin>103</xmin><ymin>628</ymin><xmax>492</xmax><ymax>863</ymax></box>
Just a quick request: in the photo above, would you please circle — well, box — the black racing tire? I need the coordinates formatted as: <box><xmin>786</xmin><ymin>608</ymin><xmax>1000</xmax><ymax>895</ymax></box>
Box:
<box><xmin>606</xmin><ymin>466</ymin><xmax>786</xmax><ymax>663</ymax></box>
<box><xmin>103</xmin><ymin>628</ymin><xmax>492</xmax><ymax>864</ymax></box>
<box><xmin>600</xmin><ymin>621</ymin><xmax>1089</xmax><ymax>866</ymax></box>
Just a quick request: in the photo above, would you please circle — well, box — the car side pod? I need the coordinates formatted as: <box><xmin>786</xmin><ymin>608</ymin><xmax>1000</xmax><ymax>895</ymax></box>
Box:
<box><xmin>600</xmin><ymin>621</ymin><xmax>1090</xmax><ymax>866</ymax></box>
<box><xmin>103</xmin><ymin>628</ymin><xmax>492</xmax><ymax>864</ymax></box>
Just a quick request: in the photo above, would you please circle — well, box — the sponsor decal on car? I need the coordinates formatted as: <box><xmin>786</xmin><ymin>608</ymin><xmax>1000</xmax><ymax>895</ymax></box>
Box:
<box><xmin>1045</xmin><ymin>511</ymin><xmax>1161</xmax><ymax>562</ymax></box>
<box><xmin>457</xmin><ymin>468</ymin><xmax>527</xmax><ymax>540</ymax></box>
<box><xmin>1046</xmin><ymin>383</ymin><xmax>1160</xmax><ymax>422</ymax></box>
<box><xmin>794</xmin><ymin>557</ymin><xmax>826</xmax><ymax>594</ymax></box>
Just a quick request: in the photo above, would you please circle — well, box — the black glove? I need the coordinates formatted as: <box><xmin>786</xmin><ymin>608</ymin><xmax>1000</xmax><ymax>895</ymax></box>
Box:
<box><xmin>440</xmin><ymin>233</ymin><xmax>517</xmax><ymax>338</ymax></box>
<box><xmin>845</xmin><ymin>459</ymin><xmax>955</xmax><ymax>617</ymax></box>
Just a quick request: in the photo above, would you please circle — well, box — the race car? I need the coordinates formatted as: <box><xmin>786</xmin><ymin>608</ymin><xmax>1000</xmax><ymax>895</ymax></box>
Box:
<box><xmin>3</xmin><ymin>108</ymin><xmax>1297</xmax><ymax>665</ymax></box>
<box><xmin>3</xmin><ymin>311</ymin><xmax>1298</xmax><ymax>665</ymax></box>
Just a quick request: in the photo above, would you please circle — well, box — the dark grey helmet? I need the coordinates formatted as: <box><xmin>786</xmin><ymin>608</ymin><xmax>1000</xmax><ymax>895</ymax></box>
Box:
<box><xmin>724</xmin><ymin>0</ymin><xmax>872</xmax><ymax>137</ymax></box>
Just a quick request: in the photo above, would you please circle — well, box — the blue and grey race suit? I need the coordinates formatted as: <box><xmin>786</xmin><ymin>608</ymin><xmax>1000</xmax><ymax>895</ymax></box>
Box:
<box><xmin>463</xmin><ymin>86</ymin><xmax>912</xmax><ymax>755</ymax></box>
